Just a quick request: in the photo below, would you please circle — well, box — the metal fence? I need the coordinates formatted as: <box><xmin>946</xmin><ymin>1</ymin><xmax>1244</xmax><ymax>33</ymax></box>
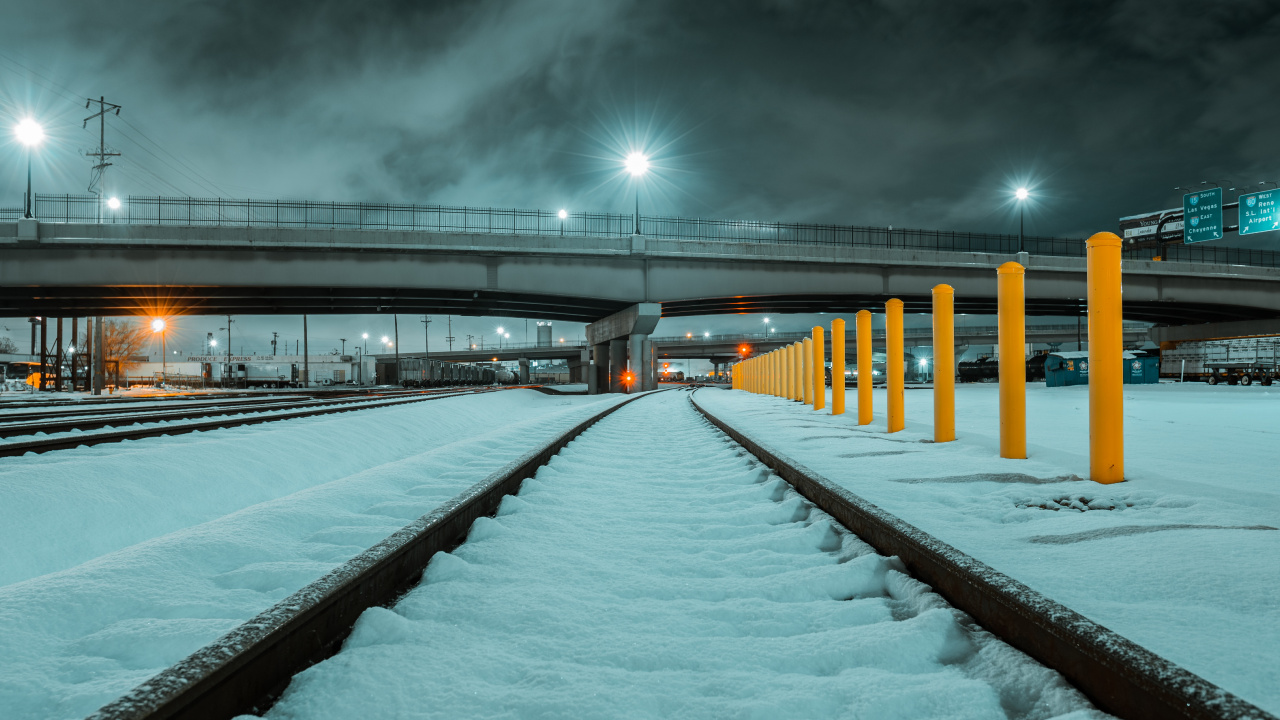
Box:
<box><xmin>11</xmin><ymin>193</ymin><xmax>1280</xmax><ymax>268</ymax></box>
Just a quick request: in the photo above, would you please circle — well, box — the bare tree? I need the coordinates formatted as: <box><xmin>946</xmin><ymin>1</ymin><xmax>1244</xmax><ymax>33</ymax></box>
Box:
<box><xmin>0</xmin><ymin>337</ymin><xmax>19</xmax><ymax>354</ymax></box>
<box><xmin>102</xmin><ymin>319</ymin><xmax>149</xmax><ymax>381</ymax></box>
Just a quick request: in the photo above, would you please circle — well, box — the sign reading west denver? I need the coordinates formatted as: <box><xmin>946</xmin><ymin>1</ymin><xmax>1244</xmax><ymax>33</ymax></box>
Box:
<box><xmin>1238</xmin><ymin>189</ymin><xmax>1279</xmax><ymax>236</ymax></box>
<box><xmin>1182</xmin><ymin>187</ymin><xmax>1223</xmax><ymax>243</ymax></box>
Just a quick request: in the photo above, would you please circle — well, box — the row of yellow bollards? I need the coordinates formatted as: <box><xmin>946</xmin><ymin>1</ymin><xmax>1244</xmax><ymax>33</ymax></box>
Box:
<box><xmin>731</xmin><ymin>232</ymin><xmax>1125</xmax><ymax>484</ymax></box>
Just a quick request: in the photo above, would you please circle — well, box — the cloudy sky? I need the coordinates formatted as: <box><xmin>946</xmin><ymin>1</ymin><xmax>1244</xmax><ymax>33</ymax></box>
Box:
<box><xmin>2</xmin><ymin>0</ymin><xmax>1278</xmax><ymax>357</ymax></box>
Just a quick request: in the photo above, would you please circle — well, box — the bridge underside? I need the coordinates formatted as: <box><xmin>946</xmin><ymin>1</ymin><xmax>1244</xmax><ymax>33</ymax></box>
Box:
<box><xmin>0</xmin><ymin>287</ymin><xmax>1270</xmax><ymax>326</ymax></box>
<box><xmin>0</xmin><ymin>286</ymin><xmax>630</xmax><ymax>323</ymax></box>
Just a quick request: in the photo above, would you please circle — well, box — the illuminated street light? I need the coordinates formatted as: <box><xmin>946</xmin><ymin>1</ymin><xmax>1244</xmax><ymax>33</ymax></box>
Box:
<box><xmin>107</xmin><ymin>197</ymin><xmax>121</xmax><ymax>210</ymax></box>
<box><xmin>1014</xmin><ymin>187</ymin><xmax>1030</xmax><ymax>253</ymax></box>
<box><xmin>14</xmin><ymin>118</ymin><xmax>44</xmax><ymax>219</ymax></box>
<box><xmin>558</xmin><ymin>208</ymin><xmax>568</xmax><ymax>219</ymax></box>
<box><xmin>704</xmin><ymin>331</ymin><xmax>710</xmax><ymax>338</ymax></box>
<box><xmin>625</xmin><ymin>150</ymin><xmax>650</xmax><ymax>235</ymax></box>
<box><xmin>152</xmin><ymin>318</ymin><xmax>168</xmax><ymax>382</ymax></box>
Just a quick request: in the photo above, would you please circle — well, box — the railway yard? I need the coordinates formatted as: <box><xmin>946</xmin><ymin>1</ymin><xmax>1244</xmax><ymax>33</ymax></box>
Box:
<box><xmin>1</xmin><ymin>382</ymin><xmax>1276</xmax><ymax>720</ymax></box>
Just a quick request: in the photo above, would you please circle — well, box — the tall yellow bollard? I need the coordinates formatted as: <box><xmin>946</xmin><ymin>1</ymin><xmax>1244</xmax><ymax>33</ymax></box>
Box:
<box><xmin>831</xmin><ymin>319</ymin><xmax>846</xmax><ymax>415</ymax></box>
<box><xmin>1088</xmin><ymin>232</ymin><xmax>1125</xmax><ymax>483</ymax></box>
<box><xmin>812</xmin><ymin>326</ymin><xmax>826</xmax><ymax>411</ymax></box>
<box><xmin>856</xmin><ymin>310</ymin><xmax>872</xmax><ymax>425</ymax></box>
<box><xmin>788</xmin><ymin>340</ymin><xmax>798</xmax><ymax>397</ymax></box>
<box><xmin>886</xmin><ymin>299</ymin><xmax>904</xmax><ymax>432</ymax></box>
<box><xmin>998</xmin><ymin>262</ymin><xmax>1026</xmax><ymax>459</ymax></box>
<box><xmin>802</xmin><ymin>337</ymin><xmax>813</xmax><ymax>406</ymax></box>
<box><xmin>932</xmin><ymin>285</ymin><xmax>955</xmax><ymax>442</ymax></box>
<box><xmin>772</xmin><ymin>350</ymin><xmax>781</xmax><ymax>396</ymax></box>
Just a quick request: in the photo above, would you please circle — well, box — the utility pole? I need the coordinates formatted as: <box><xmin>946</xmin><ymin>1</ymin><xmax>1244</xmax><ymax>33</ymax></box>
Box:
<box><xmin>271</xmin><ymin>331</ymin><xmax>278</xmax><ymax>356</ymax></box>
<box><xmin>83</xmin><ymin>97</ymin><xmax>122</xmax><ymax>222</ymax></box>
<box><xmin>446</xmin><ymin>316</ymin><xmax>454</xmax><ymax>351</ymax></box>
<box><xmin>340</xmin><ymin>338</ymin><xmax>346</xmax><ymax>355</ymax></box>
<box><xmin>303</xmin><ymin>315</ymin><xmax>309</xmax><ymax>388</ymax></box>
<box><xmin>422</xmin><ymin>316</ymin><xmax>431</xmax><ymax>358</ymax></box>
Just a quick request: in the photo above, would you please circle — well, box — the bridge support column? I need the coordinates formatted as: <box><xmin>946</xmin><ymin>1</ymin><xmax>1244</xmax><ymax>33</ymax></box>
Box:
<box><xmin>609</xmin><ymin>338</ymin><xmax>627</xmax><ymax>393</ymax></box>
<box><xmin>569</xmin><ymin>349</ymin><xmax>589</xmax><ymax>384</ymax></box>
<box><xmin>518</xmin><ymin>357</ymin><xmax>530</xmax><ymax>384</ymax></box>
<box><xmin>628</xmin><ymin>333</ymin><xmax>649</xmax><ymax>392</ymax></box>
<box><xmin>590</xmin><ymin>343</ymin><xmax>609</xmax><ymax>394</ymax></box>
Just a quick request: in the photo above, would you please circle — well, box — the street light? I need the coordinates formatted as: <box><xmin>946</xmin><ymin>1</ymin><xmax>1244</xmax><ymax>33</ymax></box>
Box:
<box><xmin>1015</xmin><ymin>187</ymin><xmax>1029</xmax><ymax>254</ymax></box>
<box><xmin>558</xmin><ymin>208</ymin><xmax>568</xmax><ymax>219</ymax></box>
<box><xmin>362</xmin><ymin>332</ymin><xmax>369</xmax><ymax>353</ymax></box>
<box><xmin>625</xmin><ymin>151</ymin><xmax>650</xmax><ymax>234</ymax></box>
<box><xmin>107</xmin><ymin>196</ymin><xmax>121</xmax><ymax>210</ymax></box>
<box><xmin>151</xmin><ymin>318</ymin><xmax>167</xmax><ymax>384</ymax></box>
<box><xmin>14</xmin><ymin>118</ymin><xmax>44</xmax><ymax>219</ymax></box>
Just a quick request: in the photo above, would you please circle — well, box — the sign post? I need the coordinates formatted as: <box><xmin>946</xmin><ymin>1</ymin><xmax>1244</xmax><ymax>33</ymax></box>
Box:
<box><xmin>1238</xmin><ymin>189</ymin><xmax>1279</xmax><ymax>236</ymax></box>
<box><xmin>1182</xmin><ymin>187</ymin><xmax>1223</xmax><ymax>243</ymax></box>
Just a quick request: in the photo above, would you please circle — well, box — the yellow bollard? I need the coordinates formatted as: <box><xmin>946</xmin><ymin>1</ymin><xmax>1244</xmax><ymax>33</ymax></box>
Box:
<box><xmin>932</xmin><ymin>285</ymin><xmax>955</xmax><ymax>442</ymax></box>
<box><xmin>788</xmin><ymin>343</ymin><xmax>798</xmax><ymax>401</ymax></box>
<box><xmin>886</xmin><ymin>299</ymin><xmax>904</xmax><ymax>432</ymax></box>
<box><xmin>831</xmin><ymin>319</ymin><xmax>846</xmax><ymax>415</ymax></box>
<box><xmin>998</xmin><ymin>262</ymin><xmax>1026</xmax><ymax>459</ymax></box>
<box><xmin>772</xmin><ymin>350</ymin><xmax>780</xmax><ymax>397</ymax></box>
<box><xmin>856</xmin><ymin>310</ymin><xmax>872</xmax><ymax>425</ymax></box>
<box><xmin>1088</xmin><ymin>232</ymin><xmax>1125</xmax><ymax>483</ymax></box>
<box><xmin>802</xmin><ymin>337</ymin><xmax>813</xmax><ymax>405</ymax></box>
<box><xmin>812</xmin><ymin>326</ymin><xmax>826</xmax><ymax>410</ymax></box>
<box><xmin>788</xmin><ymin>340</ymin><xmax>798</xmax><ymax>399</ymax></box>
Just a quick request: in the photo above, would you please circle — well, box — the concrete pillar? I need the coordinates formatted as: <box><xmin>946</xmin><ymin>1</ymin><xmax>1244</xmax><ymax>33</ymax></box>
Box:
<box><xmin>628</xmin><ymin>333</ymin><xmax>647</xmax><ymax>393</ymax></box>
<box><xmin>646</xmin><ymin>342</ymin><xmax>657</xmax><ymax>390</ymax></box>
<box><xmin>518</xmin><ymin>357</ymin><xmax>530</xmax><ymax>384</ymax></box>
<box><xmin>591</xmin><ymin>343</ymin><xmax>609</xmax><ymax>394</ymax></box>
<box><xmin>609</xmin><ymin>338</ymin><xmax>627</xmax><ymax>393</ymax></box>
<box><xmin>569</xmin><ymin>349</ymin><xmax>589</xmax><ymax>384</ymax></box>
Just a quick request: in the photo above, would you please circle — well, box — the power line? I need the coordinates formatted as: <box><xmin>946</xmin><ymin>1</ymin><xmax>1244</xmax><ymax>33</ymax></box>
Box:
<box><xmin>83</xmin><ymin>96</ymin><xmax>122</xmax><ymax>212</ymax></box>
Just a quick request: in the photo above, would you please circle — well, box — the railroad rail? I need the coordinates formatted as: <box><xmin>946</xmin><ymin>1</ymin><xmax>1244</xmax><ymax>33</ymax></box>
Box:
<box><xmin>688</xmin><ymin>390</ymin><xmax>1273</xmax><ymax>720</ymax></box>
<box><xmin>0</xmin><ymin>387</ymin><xmax>517</xmax><ymax>458</ymax></box>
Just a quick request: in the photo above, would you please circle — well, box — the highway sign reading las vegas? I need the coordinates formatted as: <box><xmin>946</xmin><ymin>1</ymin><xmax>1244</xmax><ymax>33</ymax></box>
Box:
<box><xmin>1182</xmin><ymin>187</ymin><xmax>1222</xmax><ymax>243</ymax></box>
<box><xmin>1239</xmin><ymin>189</ymin><xmax>1279</xmax><ymax>236</ymax></box>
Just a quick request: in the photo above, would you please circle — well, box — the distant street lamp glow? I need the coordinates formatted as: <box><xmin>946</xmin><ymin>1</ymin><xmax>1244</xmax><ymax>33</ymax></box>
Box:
<box><xmin>151</xmin><ymin>318</ymin><xmax>166</xmax><ymax>333</ymax></box>
<box><xmin>107</xmin><ymin>197</ymin><xmax>121</xmax><ymax>210</ymax></box>
<box><xmin>1015</xmin><ymin>187</ymin><xmax>1029</xmax><ymax>200</ymax></box>
<box><xmin>704</xmin><ymin>331</ymin><xmax>710</xmax><ymax>338</ymax></box>
<box><xmin>210</xmin><ymin>339</ymin><xmax>217</xmax><ymax>347</ymax></box>
<box><xmin>558</xmin><ymin>208</ymin><xmax>568</xmax><ymax>219</ymax></box>
<box><xmin>496</xmin><ymin>326</ymin><xmax>504</xmax><ymax>335</ymax></box>
<box><xmin>1014</xmin><ymin>187</ymin><xmax>1030</xmax><ymax>252</ymax></box>
<box><xmin>14</xmin><ymin>118</ymin><xmax>43</xmax><ymax>146</ymax></box>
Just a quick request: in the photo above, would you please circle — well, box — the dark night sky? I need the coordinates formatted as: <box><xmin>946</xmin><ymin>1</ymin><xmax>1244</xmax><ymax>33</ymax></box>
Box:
<box><xmin>2</xmin><ymin>1</ymin><xmax>1279</xmax><ymax>358</ymax></box>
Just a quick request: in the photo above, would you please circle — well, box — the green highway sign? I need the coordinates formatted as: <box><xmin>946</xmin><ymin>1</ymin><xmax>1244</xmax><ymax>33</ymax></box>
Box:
<box><xmin>1182</xmin><ymin>187</ymin><xmax>1222</xmax><ymax>243</ymax></box>
<box><xmin>1238</xmin><ymin>189</ymin><xmax>1279</xmax><ymax>236</ymax></box>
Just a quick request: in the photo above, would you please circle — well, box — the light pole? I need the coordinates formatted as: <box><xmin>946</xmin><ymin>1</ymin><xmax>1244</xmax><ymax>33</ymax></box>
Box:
<box><xmin>497</xmin><ymin>326</ymin><xmax>505</xmax><ymax>349</ymax></box>
<box><xmin>152</xmin><ymin>318</ymin><xmax>167</xmax><ymax>385</ymax></box>
<box><xmin>558</xmin><ymin>208</ymin><xmax>568</xmax><ymax>236</ymax></box>
<box><xmin>340</xmin><ymin>338</ymin><xmax>346</xmax><ymax>355</ymax></box>
<box><xmin>14</xmin><ymin>119</ymin><xmax>44</xmax><ymax>219</ymax></box>
<box><xmin>625</xmin><ymin>151</ymin><xmax>650</xmax><ymax>234</ymax></box>
<box><xmin>762</xmin><ymin>317</ymin><xmax>770</xmax><ymax>338</ymax></box>
<box><xmin>1015</xmin><ymin>187</ymin><xmax>1029</xmax><ymax>253</ymax></box>
<box><xmin>362</xmin><ymin>333</ymin><xmax>368</xmax><ymax>354</ymax></box>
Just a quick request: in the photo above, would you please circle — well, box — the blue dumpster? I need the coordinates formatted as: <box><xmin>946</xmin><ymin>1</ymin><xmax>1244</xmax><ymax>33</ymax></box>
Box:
<box><xmin>1045</xmin><ymin>351</ymin><xmax>1158</xmax><ymax>387</ymax></box>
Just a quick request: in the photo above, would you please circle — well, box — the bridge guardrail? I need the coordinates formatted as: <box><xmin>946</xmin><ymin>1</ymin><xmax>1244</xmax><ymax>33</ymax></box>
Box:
<box><xmin>9</xmin><ymin>193</ymin><xmax>1280</xmax><ymax>269</ymax></box>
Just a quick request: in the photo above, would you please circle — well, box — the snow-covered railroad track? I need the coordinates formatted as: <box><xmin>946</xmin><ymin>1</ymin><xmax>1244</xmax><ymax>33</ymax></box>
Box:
<box><xmin>0</xmin><ymin>387</ymin><xmax>472</xmax><ymax>439</ymax></box>
<box><xmin>94</xmin><ymin>389</ymin><xmax>1117</xmax><ymax>720</ymax></box>
<box><xmin>690</xmin><ymin>391</ymin><xmax>1275</xmax><ymax>720</ymax></box>
<box><xmin>0</xmin><ymin>388</ymin><xmax>496</xmax><ymax>457</ymax></box>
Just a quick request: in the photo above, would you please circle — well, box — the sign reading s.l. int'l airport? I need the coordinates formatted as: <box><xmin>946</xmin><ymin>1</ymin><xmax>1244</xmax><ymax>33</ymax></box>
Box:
<box><xmin>1238</xmin><ymin>189</ymin><xmax>1279</xmax><ymax>236</ymax></box>
<box><xmin>1182</xmin><ymin>187</ymin><xmax>1223</xmax><ymax>243</ymax></box>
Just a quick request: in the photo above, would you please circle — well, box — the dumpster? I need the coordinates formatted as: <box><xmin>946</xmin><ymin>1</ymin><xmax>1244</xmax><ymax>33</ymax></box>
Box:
<box><xmin>1045</xmin><ymin>351</ymin><xmax>1158</xmax><ymax>387</ymax></box>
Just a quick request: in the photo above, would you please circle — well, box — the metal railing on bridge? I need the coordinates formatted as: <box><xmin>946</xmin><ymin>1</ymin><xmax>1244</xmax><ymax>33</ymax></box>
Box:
<box><xmin>9</xmin><ymin>193</ymin><xmax>1280</xmax><ymax>269</ymax></box>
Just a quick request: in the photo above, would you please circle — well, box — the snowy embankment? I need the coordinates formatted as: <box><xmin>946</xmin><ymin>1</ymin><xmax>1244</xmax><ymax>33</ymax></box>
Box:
<box><xmin>266</xmin><ymin>391</ymin><xmax>1102</xmax><ymax>720</ymax></box>
<box><xmin>0</xmin><ymin>389</ymin><xmax>625</xmax><ymax>720</ymax></box>
<box><xmin>696</xmin><ymin>383</ymin><xmax>1280</xmax><ymax>714</ymax></box>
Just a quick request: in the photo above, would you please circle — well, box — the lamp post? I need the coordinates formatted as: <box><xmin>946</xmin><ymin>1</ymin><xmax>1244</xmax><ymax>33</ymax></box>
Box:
<box><xmin>762</xmin><ymin>317</ymin><xmax>770</xmax><ymax>339</ymax></box>
<box><xmin>15</xmin><ymin>119</ymin><xmax>44</xmax><ymax>219</ymax></box>
<box><xmin>1015</xmin><ymin>187</ymin><xmax>1029</xmax><ymax>253</ymax></box>
<box><xmin>362</xmin><ymin>333</ymin><xmax>368</xmax><ymax>354</ymax></box>
<box><xmin>625</xmin><ymin>151</ymin><xmax>650</xmax><ymax>234</ymax></box>
<box><xmin>558</xmin><ymin>208</ymin><xmax>568</xmax><ymax>236</ymax></box>
<box><xmin>152</xmin><ymin>318</ymin><xmax>167</xmax><ymax>385</ymax></box>
<box><xmin>497</xmin><ymin>326</ymin><xmax>505</xmax><ymax>349</ymax></box>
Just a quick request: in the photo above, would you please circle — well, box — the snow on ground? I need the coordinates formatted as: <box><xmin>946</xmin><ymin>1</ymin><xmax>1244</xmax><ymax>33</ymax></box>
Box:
<box><xmin>264</xmin><ymin>391</ymin><xmax>1103</xmax><ymax>720</ymax></box>
<box><xmin>0</xmin><ymin>389</ymin><xmax>626</xmax><ymax>720</ymax></box>
<box><xmin>697</xmin><ymin>383</ymin><xmax>1280</xmax><ymax>714</ymax></box>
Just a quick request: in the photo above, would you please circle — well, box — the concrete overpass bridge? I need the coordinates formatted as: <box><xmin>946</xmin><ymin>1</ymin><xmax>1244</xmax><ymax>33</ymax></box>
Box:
<box><xmin>4</xmin><ymin>196</ymin><xmax>1280</xmax><ymax>328</ymax></box>
<box><xmin>5</xmin><ymin>194</ymin><xmax>1279</xmax><ymax>392</ymax></box>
